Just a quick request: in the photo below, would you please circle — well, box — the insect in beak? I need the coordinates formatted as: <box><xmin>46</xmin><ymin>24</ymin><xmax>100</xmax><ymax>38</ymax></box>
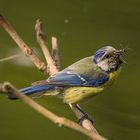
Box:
<box><xmin>115</xmin><ymin>48</ymin><xmax>126</xmax><ymax>55</ymax></box>
<box><xmin>115</xmin><ymin>48</ymin><xmax>127</xmax><ymax>64</ymax></box>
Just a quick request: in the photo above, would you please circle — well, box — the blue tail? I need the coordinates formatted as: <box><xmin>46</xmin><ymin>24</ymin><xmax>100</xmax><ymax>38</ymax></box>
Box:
<box><xmin>7</xmin><ymin>84</ymin><xmax>53</xmax><ymax>99</ymax></box>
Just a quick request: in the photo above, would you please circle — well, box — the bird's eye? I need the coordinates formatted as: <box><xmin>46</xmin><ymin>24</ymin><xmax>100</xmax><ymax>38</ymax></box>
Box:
<box><xmin>105</xmin><ymin>54</ymin><xmax>110</xmax><ymax>58</ymax></box>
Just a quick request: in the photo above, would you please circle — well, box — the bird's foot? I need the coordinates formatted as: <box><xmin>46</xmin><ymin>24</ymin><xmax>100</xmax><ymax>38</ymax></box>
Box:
<box><xmin>77</xmin><ymin>113</ymin><xmax>94</xmax><ymax>125</ymax></box>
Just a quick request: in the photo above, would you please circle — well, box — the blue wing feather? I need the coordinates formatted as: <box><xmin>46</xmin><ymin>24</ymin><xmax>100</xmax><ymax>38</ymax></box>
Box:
<box><xmin>7</xmin><ymin>84</ymin><xmax>53</xmax><ymax>99</ymax></box>
<box><xmin>48</xmin><ymin>69</ymin><xmax>109</xmax><ymax>87</ymax></box>
<box><xmin>7</xmin><ymin>56</ymin><xmax>109</xmax><ymax>100</ymax></box>
<box><xmin>48</xmin><ymin>71</ymin><xmax>84</xmax><ymax>86</ymax></box>
<box><xmin>83</xmin><ymin>74</ymin><xmax>109</xmax><ymax>86</ymax></box>
<box><xmin>19</xmin><ymin>84</ymin><xmax>52</xmax><ymax>94</ymax></box>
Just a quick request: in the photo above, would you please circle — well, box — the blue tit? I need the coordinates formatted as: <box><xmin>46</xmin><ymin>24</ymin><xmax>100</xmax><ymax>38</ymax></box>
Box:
<box><xmin>7</xmin><ymin>46</ymin><xmax>125</xmax><ymax>105</ymax></box>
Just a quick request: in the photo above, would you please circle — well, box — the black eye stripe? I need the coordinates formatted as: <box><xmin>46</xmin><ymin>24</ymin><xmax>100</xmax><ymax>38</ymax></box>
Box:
<box><xmin>103</xmin><ymin>54</ymin><xmax>112</xmax><ymax>59</ymax></box>
<box><xmin>105</xmin><ymin>54</ymin><xmax>110</xmax><ymax>58</ymax></box>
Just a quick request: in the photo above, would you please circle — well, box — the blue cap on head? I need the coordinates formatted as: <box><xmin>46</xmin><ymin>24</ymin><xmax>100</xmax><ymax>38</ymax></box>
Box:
<box><xmin>93</xmin><ymin>46</ymin><xmax>115</xmax><ymax>64</ymax></box>
<box><xmin>93</xmin><ymin>47</ymin><xmax>106</xmax><ymax>64</ymax></box>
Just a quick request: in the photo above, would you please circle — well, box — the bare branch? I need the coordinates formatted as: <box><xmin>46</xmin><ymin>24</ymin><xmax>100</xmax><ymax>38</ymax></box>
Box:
<box><xmin>35</xmin><ymin>19</ymin><xmax>58</xmax><ymax>75</ymax></box>
<box><xmin>0</xmin><ymin>54</ymin><xmax>20</xmax><ymax>62</ymax></box>
<box><xmin>0</xmin><ymin>15</ymin><xmax>107</xmax><ymax>140</ymax></box>
<box><xmin>34</xmin><ymin>19</ymin><xmax>100</xmax><ymax>134</ymax></box>
<box><xmin>0</xmin><ymin>14</ymin><xmax>48</xmax><ymax>74</ymax></box>
<box><xmin>70</xmin><ymin>104</ymin><xmax>98</xmax><ymax>132</ymax></box>
<box><xmin>51</xmin><ymin>36</ymin><xmax>60</xmax><ymax>71</ymax></box>
<box><xmin>34</xmin><ymin>19</ymin><xmax>100</xmax><ymax>133</ymax></box>
<box><xmin>1</xmin><ymin>82</ymin><xmax>106</xmax><ymax>140</ymax></box>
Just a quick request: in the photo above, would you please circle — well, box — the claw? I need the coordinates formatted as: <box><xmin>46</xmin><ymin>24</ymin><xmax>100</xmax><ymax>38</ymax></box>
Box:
<box><xmin>77</xmin><ymin>113</ymin><xmax>94</xmax><ymax>125</ymax></box>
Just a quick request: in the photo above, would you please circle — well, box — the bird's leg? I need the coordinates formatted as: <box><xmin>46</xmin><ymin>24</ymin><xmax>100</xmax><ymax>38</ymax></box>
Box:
<box><xmin>69</xmin><ymin>104</ymin><xmax>93</xmax><ymax>125</ymax></box>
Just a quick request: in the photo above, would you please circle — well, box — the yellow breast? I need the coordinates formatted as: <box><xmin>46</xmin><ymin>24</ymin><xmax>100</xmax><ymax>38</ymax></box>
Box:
<box><xmin>63</xmin><ymin>86</ymin><xmax>104</xmax><ymax>104</ymax></box>
<box><xmin>63</xmin><ymin>68</ymin><xmax>122</xmax><ymax>104</ymax></box>
<box><xmin>103</xmin><ymin>68</ymin><xmax>122</xmax><ymax>88</ymax></box>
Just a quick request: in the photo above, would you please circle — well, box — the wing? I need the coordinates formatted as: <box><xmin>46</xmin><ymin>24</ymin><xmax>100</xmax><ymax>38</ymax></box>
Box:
<box><xmin>33</xmin><ymin>56</ymin><xmax>109</xmax><ymax>87</ymax></box>
<box><xmin>47</xmin><ymin>69</ymin><xmax>109</xmax><ymax>87</ymax></box>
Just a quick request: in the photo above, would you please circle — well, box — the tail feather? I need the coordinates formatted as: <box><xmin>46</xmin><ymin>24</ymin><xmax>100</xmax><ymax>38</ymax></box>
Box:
<box><xmin>7</xmin><ymin>84</ymin><xmax>52</xmax><ymax>99</ymax></box>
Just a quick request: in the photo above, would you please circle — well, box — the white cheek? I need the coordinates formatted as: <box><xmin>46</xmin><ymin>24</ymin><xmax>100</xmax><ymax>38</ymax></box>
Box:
<box><xmin>97</xmin><ymin>60</ymin><xmax>109</xmax><ymax>71</ymax></box>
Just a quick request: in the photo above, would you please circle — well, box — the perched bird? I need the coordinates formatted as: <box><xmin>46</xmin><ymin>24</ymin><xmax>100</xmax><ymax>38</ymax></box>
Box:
<box><xmin>8</xmin><ymin>46</ymin><xmax>125</xmax><ymax>105</ymax></box>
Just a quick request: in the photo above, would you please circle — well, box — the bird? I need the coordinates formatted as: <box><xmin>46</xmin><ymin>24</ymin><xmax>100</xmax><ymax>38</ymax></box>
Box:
<box><xmin>7</xmin><ymin>46</ymin><xmax>126</xmax><ymax>124</ymax></box>
<box><xmin>7</xmin><ymin>46</ymin><xmax>125</xmax><ymax>105</ymax></box>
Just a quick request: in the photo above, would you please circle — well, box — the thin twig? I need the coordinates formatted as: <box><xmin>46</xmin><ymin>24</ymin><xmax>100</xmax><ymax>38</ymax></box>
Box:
<box><xmin>34</xmin><ymin>19</ymin><xmax>101</xmax><ymax>133</ymax></box>
<box><xmin>0</xmin><ymin>54</ymin><xmax>20</xmax><ymax>62</ymax></box>
<box><xmin>51</xmin><ymin>36</ymin><xmax>60</xmax><ymax>71</ymax></box>
<box><xmin>1</xmin><ymin>82</ymin><xmax>106</xmax><ymax>140</ymax></box>
<box><xmin>35</xmin><ymin>19</ymin><xmax>58</xmax><ymax>75</ymax></box>
<box><xmin>0</xmin><ymin>14</ymin><xmax>48</xmax><ymax>74</ymax></box>
<box><xmin>35</xmin><ymin>18</ymin><xmax>104</xmax><ymax>136</ymax></box>
<box><xmin>0</xmin><ymin>15</ymin><xmax>107</xmax><ymax>140</ymax></box>
<box><xmin>70</xmin><ymin>104</ymin><xmax>98</xmax><ymax>132</ymax></box>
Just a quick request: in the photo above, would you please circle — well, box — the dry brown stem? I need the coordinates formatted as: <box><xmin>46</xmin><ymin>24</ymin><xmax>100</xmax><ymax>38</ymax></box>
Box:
<box><xmin>51</xmin><ymin>36</ymin><xmax>60</xmax><ymax>71</ymax></box>
<box><xmin>0</xmin><ymin>82</ymin><xmax>106</xmax><ymax>140</ymax></box>
<box><xmin>0</xmin><ymin>14</ymin><xmax>48</xmax><ymax>74</ymax></box>
<box><xmin>35</xmin><ymin>19</ymin><xmax>58</xmax><ymax>75</ymax></box>
<box><xmin>0</xmin><ymin>14</ymin><xmax>107</xmax><ymax>140</ymax></box>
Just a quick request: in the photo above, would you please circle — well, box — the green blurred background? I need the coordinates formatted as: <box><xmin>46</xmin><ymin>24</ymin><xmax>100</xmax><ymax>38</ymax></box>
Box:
<box><xmin>0</xmin><ymin>0</ymin><xmax>140</xmax><ymax>140</ymax></box>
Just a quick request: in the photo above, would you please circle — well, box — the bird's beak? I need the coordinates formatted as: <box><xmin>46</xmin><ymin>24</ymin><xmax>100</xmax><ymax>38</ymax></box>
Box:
<box><xmin>115</xmin><ymin>48</ymin><xmax>126</xmax><ymax>56</ymax></box>
<box><xmin>115</xmin><ymin>48</ymin><xmax>127</xmax><ymax>63</ymax></box>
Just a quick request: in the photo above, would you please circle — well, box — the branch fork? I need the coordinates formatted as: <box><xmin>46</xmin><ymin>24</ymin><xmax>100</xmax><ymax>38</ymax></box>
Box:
<box><xmin>0</xmin><ymin>14</ymin><xmax>107</xmax><ymax>140</ymax></box>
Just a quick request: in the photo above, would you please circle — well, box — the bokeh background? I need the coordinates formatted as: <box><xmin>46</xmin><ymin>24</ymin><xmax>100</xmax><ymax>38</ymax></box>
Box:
<box><xmin>0</xmin><ymin>0</ymin><xmax>140</xmax><ymax>140</ymax></box>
